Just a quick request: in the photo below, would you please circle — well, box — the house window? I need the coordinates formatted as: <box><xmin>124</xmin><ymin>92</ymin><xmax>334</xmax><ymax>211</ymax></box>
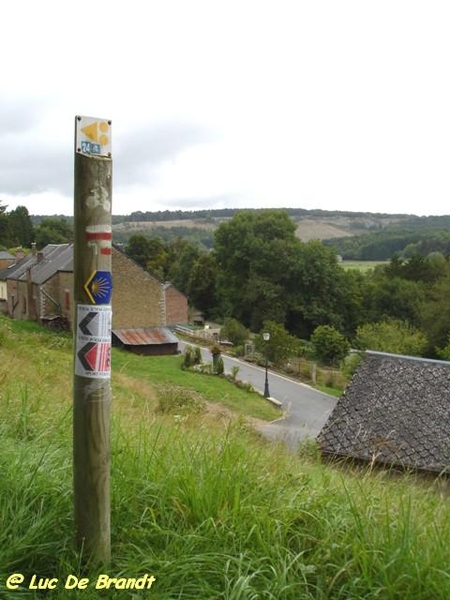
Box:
<box><xmin>65</xmin><ymin>289</ymin><xmax>70</xmax><ymax>311</ymax></box>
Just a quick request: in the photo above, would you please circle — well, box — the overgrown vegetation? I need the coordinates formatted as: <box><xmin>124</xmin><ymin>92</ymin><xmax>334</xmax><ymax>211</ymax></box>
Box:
<box><xmin>2</xmin><ymin>316</ymin><xmax>450</xmax><ymax>598</ymax></box>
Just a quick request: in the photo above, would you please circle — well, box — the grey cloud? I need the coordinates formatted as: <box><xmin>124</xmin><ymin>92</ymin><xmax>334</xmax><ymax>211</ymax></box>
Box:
<box><xmin>0</xmin><ymin>98</ymin><xmax>46</xmax><ymax>135</ymax></box>
<box><xmin>0</xmin><ymin>116</ymin><xmax>216</xmax><ymax>199</ymax></box>
<box><xmin>114</xmin><ymin>120</ymin><xmax>216</xmax><ymax>186</ymax></box>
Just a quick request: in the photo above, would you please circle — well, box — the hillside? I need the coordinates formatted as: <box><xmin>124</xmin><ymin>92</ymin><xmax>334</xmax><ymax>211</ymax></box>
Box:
<box><xmin>2</xmin><ymin>315</ymin><xmax>450</xmax><ymax>599</ymax></box>
<box><xmin>111</xmin><ymin>208</ymin><xmax>415</xmax><ymax>243</ymax></box>
<box><xmin>31</xmin><ymin>209</ymin><xmax>450</xmax><ymax>257</ymax></box>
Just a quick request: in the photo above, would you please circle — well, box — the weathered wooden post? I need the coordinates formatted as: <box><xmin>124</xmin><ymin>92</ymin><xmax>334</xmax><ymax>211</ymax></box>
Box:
<box><xmin>73</xmin><ymin>115</ymin><xmax>113</xmax><ymax>565</ymax></box>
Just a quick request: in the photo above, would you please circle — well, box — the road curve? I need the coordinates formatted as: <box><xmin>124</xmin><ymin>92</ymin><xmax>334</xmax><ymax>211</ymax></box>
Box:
<box><xmin>178</xmin><ymin>340</ymin><xmax>337</xmax><ymax>450</ymax></box>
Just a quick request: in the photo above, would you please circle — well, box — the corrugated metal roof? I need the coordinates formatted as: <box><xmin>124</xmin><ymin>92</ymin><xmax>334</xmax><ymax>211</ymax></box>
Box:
<box><xmin>112</xmin><ymin>327</ymin><xmax>179</xmax><ymax>346</ymax></box>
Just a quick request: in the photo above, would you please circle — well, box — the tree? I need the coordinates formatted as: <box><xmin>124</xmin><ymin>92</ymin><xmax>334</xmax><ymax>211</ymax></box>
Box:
<box><xmin>354</xmin><ymin>319</ymin><xmax>428</xmax><ymax>357</ymax></box>
<box><xmin>34</xmin><ymin>218</ymin><xmax>72</xmax><ymax>247</ymax></box>
<box><xmin>214</xmin><ymin>210</ymin><xmax>300</xmax><ymax>329</ymax></box>
<box><xmin>255</xmin><ymin>320</ymin><xmax>300</xmax><ymax>365</ymax></box>
<box><xmin>0</xmin><ymin>201</ymin><xmax>11</xmax><ymax>248</ymax></box>
<box><xmin>311</xmin><ymin>325</ymin><xmax>350</xmax><ymax>365</ymax></box>
<box><xmin>125</xmin><ymin>234</ymin><xmax>168</xmax><ymax>277</ymax></box>
<box><xmin>8</xmin><ymin>205</ymin><xmax>34</xmax><ymax>247</ymax></box>
<box><xmin>420</xmin><ymin>272</ymin><xmax>450</xmax><ymax>354</ymax></box>
<box><xmin>186</xmin><ymin>252</ymin><xmax>219</xmax><ymax>316</ymax></box>
<box><xmin>166</xmin><ymin>239</ymin><xmax>201</xmax><ymax>294</ymax></box>
<box><xmin>284</xmin><ymin>240</ymin><xmax>349</xmax><ymax>338</ymax></box>
<box><xmin>362</xmin><ymin>272</ymin><xmax>425</xmax><ymax>327</ymax></box>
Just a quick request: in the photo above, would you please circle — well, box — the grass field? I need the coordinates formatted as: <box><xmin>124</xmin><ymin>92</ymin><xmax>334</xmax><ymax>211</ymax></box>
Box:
<box><xmin>341</xmin><ymin>260</ymin><xmax>388</xmax><ymax>271</ymax></box>
<box><xmin>2</xmin><ymin>315</ymin><xmax>450</xmax><ymax>599</ymax></box>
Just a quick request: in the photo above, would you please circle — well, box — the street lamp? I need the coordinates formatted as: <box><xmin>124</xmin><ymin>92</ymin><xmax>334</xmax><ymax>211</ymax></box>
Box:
<box><xmin>263</xmin><ymin>332</ymin><xmax>270</xmax><ymax>398</ymax></box>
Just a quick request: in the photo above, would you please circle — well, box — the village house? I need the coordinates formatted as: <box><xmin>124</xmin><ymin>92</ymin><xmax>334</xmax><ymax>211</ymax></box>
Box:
<box><xmin>0</xmin><ymin>243</ymin><xmax>188</xmax><ymax>331</ymax></box>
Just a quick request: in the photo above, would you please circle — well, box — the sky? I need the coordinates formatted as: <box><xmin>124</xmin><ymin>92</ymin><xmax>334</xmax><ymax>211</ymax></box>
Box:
<box><xmin>1</xmin><ymin>0</ymin><xmax>449</xmax><ymax>217</ymax></box>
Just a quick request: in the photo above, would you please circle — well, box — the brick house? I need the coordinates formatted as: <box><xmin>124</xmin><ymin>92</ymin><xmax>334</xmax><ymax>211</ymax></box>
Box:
<box><xmin>0</xmin><ymin>244</ymin><xmax>188</xmax><ymax>330</ymax></box>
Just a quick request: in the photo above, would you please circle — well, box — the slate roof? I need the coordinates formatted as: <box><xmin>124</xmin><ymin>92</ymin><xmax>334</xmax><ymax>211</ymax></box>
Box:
<box><xmin>316</xmin><ymin>351</ymin><xmax>450</xmax><ymax>474</ymax></box>
<box><xmin>0</xmin><ymin>251</ymin><xmax>14</xmax><ymax>260</ymax></box>
<box><xmin>0</xmin><ymin>244</ymin><xmax>73</xmax><ymax>285</ymax></box>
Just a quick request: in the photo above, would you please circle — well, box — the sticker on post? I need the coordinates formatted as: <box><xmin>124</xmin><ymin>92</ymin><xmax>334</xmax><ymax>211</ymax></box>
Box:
<box><xmin>75</xmin><ymin>305</ymin><xmax>112</xmax><ymax>378</ymax></box>
<box><xmin>76</xmin><ymin>342</ymin><xmax>111</xmax><ymax>378</ymax></box>
<box><xmin>76</xmin><ymin>115</ymin><xmax>111</xmax><ymax>157</ymax></box>
<box><xmin>84</xmin><ymin>270</ymin><xmax>113</xmax><ymax>304</ymax></box>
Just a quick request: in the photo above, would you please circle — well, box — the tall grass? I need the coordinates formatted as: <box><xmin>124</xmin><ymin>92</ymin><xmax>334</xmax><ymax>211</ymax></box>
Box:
<box><xmin>2</xmin><ymin>315</ymin><xmax>450</xmax><ymax>598</ymax></box>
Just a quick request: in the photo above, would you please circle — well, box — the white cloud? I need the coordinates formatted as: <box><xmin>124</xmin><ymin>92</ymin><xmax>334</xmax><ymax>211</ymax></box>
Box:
<box><xmin>1</xmin><ymin>0</ymin><xmax>449</xmax><ymax>216</ymax></box>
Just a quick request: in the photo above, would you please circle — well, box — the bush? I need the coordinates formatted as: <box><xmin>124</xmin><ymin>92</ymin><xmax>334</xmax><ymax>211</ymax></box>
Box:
<box><xmin>341</xmin><ymin>352</ymin><xmax>363</xmax><ymax>380</ymax></box>
<box><xmin>217</xmin><ymin>356</ymin><xmax>224</xmax><ymax>375</ymax></box>
<box><xmin>311</xmin><ymin>325</ymin><xmax>350</xmax><ymax>366</ymax></box>
<box><xmin>220</xmin><ymin>317</ymin><xmax>249</xmax><ymax>346</ymax></box>
<box><xmin>157</xmin><ymin>386</ymin><xmax>205</xmax><ymax>415</ymax></box>
<box><xmin>182</xmin><ymin>346</ymin><xmax>194</xmax><ymax>369</ymax></box>
<box><xmin>355</xmin><ymin>319</ymin><xmax>428</xmax><ymax>357</ymax></box>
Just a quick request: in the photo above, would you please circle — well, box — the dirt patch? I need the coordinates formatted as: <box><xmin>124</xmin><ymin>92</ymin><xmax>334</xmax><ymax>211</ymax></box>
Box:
<box><xmin>203</xmin><ymin>400</ymin><xmax>267</xmax><ymax>430</ymax></box>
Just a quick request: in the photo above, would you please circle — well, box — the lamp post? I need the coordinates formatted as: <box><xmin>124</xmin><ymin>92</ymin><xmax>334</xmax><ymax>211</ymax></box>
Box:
<box><xmin>263</xmin><ymin>332</ymin><xmax>270</xmax><ymax>398</ymax></box>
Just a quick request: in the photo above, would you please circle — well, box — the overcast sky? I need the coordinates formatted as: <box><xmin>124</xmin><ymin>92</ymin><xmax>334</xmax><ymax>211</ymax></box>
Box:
<box><xmin>1</xmin><ymin>1</ymin><xmax>449</xmax><ymax>217</ymax></box>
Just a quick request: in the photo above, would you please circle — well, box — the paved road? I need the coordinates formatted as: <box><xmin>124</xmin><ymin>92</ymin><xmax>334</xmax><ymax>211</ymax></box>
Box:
<box><xmin>178</xmin><ymin>340</ymin><xmax>337</xmax><ymax>450</ymax></box>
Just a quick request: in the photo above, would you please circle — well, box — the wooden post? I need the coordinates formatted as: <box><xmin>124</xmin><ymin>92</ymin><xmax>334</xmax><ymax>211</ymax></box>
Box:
<box><xmin>73</xmin><ymin>116</ymin><xmax>113</xmax><ymax>565</ymax></box>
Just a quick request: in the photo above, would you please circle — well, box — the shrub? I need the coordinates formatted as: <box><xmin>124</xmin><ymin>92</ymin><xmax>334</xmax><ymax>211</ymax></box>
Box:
<box><xmin>182</xmin><ymin>346</ymin><xmax>194</xmax><ymax>369</ymax></box>
<box><xmin>355</xmin><ymin>319</ymin><xmax>428</xmax><ymax>357</ymax></box>
<box><xmin>220</xmin><ymin>317</ymin><xmax>249</xmax><ymax>346</ymax></box>
<box><xmin>311</xmin><ymin>325</ymin><xmax>350</xmax><ymax>366</ymax></box>
<box><xmin>217</xmin><ymin>356</ymin><xmax>224</xmax><ymax>375</ymax></box>
<box><xmin>157</xmin><ymin>386</ymin><xmax>205</xmax><ymax>415</ymax></box>
<box><xmin>193</xmin><ymin>345</ymin><xmax>202</xmax><ymax>365</ymax></box>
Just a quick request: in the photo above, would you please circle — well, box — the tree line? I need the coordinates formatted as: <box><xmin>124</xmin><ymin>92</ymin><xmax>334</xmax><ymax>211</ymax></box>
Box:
<box><xmin>3</xmin><ymin>203</ymin><xmax>450</xmax><ymax>363</ymax></box>
<box><xmin>0</xmin><ymin>203</ymin><xmax>73</xmax><ymax>249</ymax></box>
<box><xmin>124</xmin><ymin>209</ymin><xmax>450</xmax><ymax>361</ymax></box>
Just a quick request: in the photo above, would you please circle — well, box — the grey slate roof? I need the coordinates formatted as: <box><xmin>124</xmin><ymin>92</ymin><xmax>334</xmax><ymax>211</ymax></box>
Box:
<box><xmin>0</xmin><ymin>244</ymin><xmax>73</xmax><ymax>285</ymax></box>
<box><xmin>0</xmin><ymin>251</ymin><xmax>14</xmax><ymax>260</ymax></box>
<box><xmin>316</xmin><ymin>351</ymin><xmax>450</xmax><ymax>473</ymax></box>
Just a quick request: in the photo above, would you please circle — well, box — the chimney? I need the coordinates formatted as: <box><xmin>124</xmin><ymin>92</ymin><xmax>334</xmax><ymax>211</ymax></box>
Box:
<box><xmin>31</xmin><ymin>242</ymin><xmax>37</xmax><ymax>256</ymax></box>
<box><xmin>37</xmin><ymin>251</ymin><xmax>44</xmax><ymax>264</ymax></box>
<box><xmin>15</xmin><ymin>247</ymin><xmax>25</xmax><ymax>263</ymax></box>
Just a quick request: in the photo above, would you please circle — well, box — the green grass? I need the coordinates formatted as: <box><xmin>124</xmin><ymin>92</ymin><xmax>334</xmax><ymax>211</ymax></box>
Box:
<box><xmin>2</xmin><ymin>314</ymin><xmax>450</xmax><ymax>599</ymax></box>
<box><xmin>112</xmin><ymin>349</ymin><xmax>279</xmax><ymax>421</ymax></box>
<box><xmin>341</xmin><ymin>260</ymin><xmax>388</xmax><ymax>271</ymax></box>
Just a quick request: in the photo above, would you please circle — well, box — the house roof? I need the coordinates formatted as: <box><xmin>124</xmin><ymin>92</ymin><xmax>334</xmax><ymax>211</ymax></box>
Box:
<box><xmin>0</xmin><ymin>251</ymin><xmax>15</xmax><ymax>260</ymax></box>
<box><xmin>112</xmin><ymin>327</ymin><xmax>179</xmax><ymax>346</ymax></box>
<box><xmin>316</xmin><ymin>350</ymin><xmax>450</xmax><ymax>474</ymax></box>
<box><xmin>0</xmin><ymin>244</ymin><xmax>73</xmax><ymax>285</ymax></box>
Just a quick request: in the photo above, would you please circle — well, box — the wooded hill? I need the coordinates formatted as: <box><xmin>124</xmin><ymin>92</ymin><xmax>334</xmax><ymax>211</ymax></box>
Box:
<box><xmin>109</xmin><ymin>209</ymin><xmax>450</xmax><ymax>259</ymax></box>
<box><xmin>27</xmin><ymin>207</ymin><xmax>450</xmax><ymax>259</ymax></box>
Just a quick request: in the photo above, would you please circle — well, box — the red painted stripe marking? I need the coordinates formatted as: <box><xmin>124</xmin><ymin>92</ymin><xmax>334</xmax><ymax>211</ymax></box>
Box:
<box><xmin>100</xmin><ymin>248</ymin><xmax>112</xmax><ymax>255</ymax></box>
<box><xmin>86</xmin><ymin>232</ymin><xmax>112</xmax><ymax>240</ymax></box>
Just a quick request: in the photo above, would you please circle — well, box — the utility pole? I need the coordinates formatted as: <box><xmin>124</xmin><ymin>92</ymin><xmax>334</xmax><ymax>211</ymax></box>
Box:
<box><xmin>73</xmin><ymin>115</ymin><xmax>113</xmax><ymax>565</ymax></box>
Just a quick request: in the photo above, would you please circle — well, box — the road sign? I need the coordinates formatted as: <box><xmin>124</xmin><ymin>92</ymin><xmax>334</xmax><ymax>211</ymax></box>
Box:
<box><xmin>76</xmin><ymin>115</ymin><xmax>112</xmax><ymax>157</ymax></box>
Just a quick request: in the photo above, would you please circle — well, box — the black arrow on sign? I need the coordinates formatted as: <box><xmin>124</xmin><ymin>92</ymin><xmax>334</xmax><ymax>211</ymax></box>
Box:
<box><xmin>78</xmin><ymin>342</ymin><xmax>96</xmax><ymax>371</ymax></box>
<box><xmin>79</xmin><ymin>311</ymin><xmax>97</xmax><ymax>336</ymax></box>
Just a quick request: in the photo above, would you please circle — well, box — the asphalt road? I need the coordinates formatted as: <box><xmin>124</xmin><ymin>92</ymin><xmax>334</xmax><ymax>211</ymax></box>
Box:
<box><xmin>178</xmin><ymin>340</ymin><xmax>337</xmax><ymax>450</ymax></box>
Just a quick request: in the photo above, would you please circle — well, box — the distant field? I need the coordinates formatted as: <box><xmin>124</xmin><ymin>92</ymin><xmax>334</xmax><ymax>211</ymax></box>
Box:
<box><xmin>341</xmin><ymin>260</ymin><xmax>388</xmax><ymax>271</ymax></box>
<box><xmin>114</xmin><ymin>219</ymin><xmax>222</xmax><ymax>231</ymax></box>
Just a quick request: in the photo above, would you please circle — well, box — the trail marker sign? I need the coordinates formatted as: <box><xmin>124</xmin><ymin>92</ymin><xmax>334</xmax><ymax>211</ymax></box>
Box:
<box><xmin>76</xmin><ymin>115</ymin><xmax>111</xmax><ymax>157</ymax></box>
